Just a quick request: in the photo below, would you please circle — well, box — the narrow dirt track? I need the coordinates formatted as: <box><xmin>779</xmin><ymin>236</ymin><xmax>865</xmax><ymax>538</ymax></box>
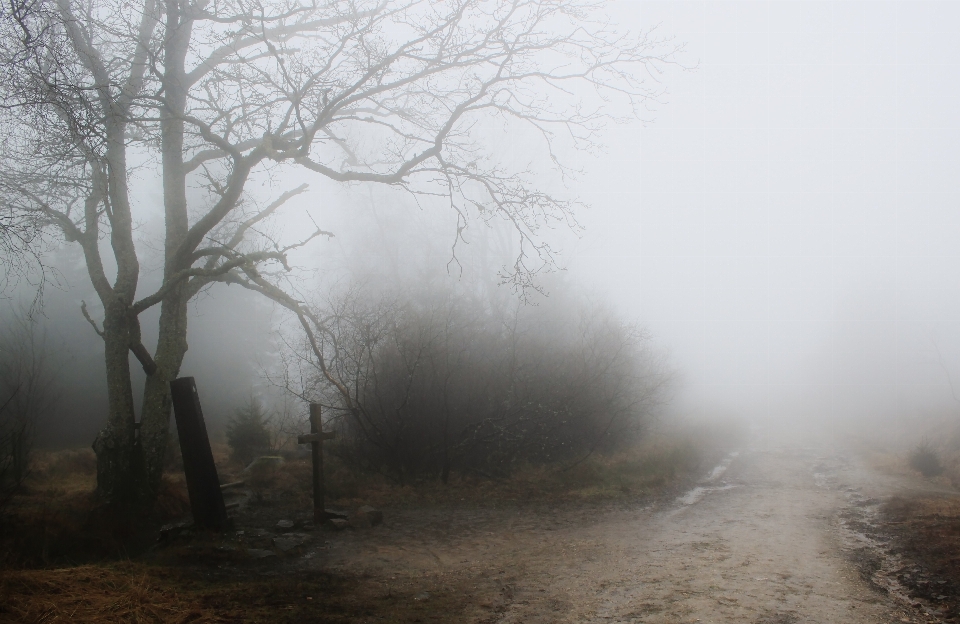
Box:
<box><xmin>303</xmin><ymin>439</ymin><xmax>947</xmax><ymax>623</ymax></box>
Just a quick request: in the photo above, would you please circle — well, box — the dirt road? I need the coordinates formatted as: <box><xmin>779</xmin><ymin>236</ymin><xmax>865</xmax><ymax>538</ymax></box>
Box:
<box><xmin>302</xmin><ymin>440</ymin><xmax>948</xmax><ymax>623</ymax></box>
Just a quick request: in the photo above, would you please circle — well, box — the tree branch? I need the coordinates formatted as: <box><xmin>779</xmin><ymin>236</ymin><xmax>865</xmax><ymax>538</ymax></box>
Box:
<box><xmin>80</xmin><ymin>300</ymin><xmax>104</xmax><ymax>338</ymax></box>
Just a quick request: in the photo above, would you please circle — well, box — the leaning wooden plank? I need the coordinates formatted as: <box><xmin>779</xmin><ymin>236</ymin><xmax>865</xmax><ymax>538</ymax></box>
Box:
<box><xmin>170</xmin><ymin>377</ymin><xmax>229</xmax><ymax>531</ymax></box>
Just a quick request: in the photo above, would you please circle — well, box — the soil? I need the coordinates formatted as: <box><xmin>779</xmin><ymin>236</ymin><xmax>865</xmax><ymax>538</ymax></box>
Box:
<box><xmin>7</xmin><ymin>434</ymin><xmax>960</xmax><ymax>623</ymax></box>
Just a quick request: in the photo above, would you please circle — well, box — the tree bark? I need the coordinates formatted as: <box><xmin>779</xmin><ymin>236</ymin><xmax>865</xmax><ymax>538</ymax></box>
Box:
<box><xmin>138</xmin><ymin>292</ymin><xmax>189</xmax><ymax>495</ymax></box>
<box><xmin>92</xmin><ymin>299</ymin><xmax>140</xmax><ymax>502</ymax></box>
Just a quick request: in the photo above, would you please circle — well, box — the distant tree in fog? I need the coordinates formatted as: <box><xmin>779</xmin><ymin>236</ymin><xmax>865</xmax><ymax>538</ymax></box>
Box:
<box><xmin>278</xmin><ymin>283</ymin><xmax>670</xmax><ymax>483</ymax></box>
<box><xmin>225</xmin><ymin>398</ymin><xmax>273</xmax><ymax>467</ymax></box>
<box><xmin>0</xmin><ymin>0</ymin><xmax>669</xmax><ymax>504</ymax></box>
<box><xmin>0</xmin><ymin>310</ymin><xmax>60</xmax><ymax>510</ymax></box>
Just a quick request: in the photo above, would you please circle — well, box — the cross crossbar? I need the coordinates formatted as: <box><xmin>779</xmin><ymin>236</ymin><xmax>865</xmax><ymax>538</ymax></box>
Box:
<box><xmin>297</xmin><ymin>431</ymin><xmax>335</xmax><ymax>444</ymax></box>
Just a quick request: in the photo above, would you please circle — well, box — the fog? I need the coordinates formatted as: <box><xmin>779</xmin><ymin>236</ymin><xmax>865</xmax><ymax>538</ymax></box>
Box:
<box><xmin>570</xmin><ymin>1</ymin><xmax>960</xmax><ymax>435</ymax></box>
<box><xmin>4</xmin><ymin>0</ymin><xmax>960</xmax><ymax>450</ymax></box>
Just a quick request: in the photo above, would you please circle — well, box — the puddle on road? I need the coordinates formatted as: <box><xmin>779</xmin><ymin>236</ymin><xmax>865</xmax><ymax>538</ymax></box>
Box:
<box><xmin>674</xmin><ymin>451</ymin><xmax>740</xmax><ymax>508</ymax></box>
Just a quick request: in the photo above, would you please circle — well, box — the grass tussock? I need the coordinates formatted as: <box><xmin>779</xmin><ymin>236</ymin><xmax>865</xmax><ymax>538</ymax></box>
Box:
<box><xmin>23</xmin><ymin>447</ymin><xmax>98</xmax><ymax>495</ymax></box>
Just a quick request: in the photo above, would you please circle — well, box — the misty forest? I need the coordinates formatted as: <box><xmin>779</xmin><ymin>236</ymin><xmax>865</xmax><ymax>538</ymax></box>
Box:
<box><xmin>2</xmin><ymin>1</ymin><xmax>960</xmax><ymax>622</ymax></box>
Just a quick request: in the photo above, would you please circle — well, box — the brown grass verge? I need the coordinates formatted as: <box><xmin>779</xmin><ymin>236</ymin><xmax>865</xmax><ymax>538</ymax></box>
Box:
<box><xmin>882</xmin><ymin>495</ymin><xmax>960</xmax><ymax>620</ymax></box>
<box><xmin>0</xmin><ymin>561</ymin><xmax>480</xmax><ymax>623</ymax></box>
<box><xmin>1</xmin><ymin>450</ymin><xmax>191</xmax><ymax>568</ymax></box>
<box><xmin>1</xmin><ymin>563</ymin><xmax>221</xmax><ymax>623</ymax></box>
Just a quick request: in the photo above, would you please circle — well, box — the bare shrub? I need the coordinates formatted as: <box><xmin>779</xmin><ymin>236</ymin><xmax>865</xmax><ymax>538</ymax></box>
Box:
<box><xmin>0</xmin><ymin>311</ymin><xmax>60</xmax><ymax>511</ymax></box>
<box><xmin>281</xmin><ymin>282</ymin><xmax>670</xmax><ymax>484</ymax></box>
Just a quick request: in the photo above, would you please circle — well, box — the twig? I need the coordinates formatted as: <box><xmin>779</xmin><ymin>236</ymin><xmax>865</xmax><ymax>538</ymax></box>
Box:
<box><xmin>80</xmin><ymin>301</ymin><xmax>104</xmax><ymax>338</ymax></box>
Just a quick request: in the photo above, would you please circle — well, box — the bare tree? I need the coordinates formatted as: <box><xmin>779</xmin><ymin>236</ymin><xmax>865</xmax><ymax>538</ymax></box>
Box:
<box><xmin>0</xmin><ymin>310</ymin><xmax>61</xmax><ymax>511</ymax></box>
<box><xmin>0</xmin><ymin>0</ymin><xmax>670</xmax><ymax>503</ymax></box>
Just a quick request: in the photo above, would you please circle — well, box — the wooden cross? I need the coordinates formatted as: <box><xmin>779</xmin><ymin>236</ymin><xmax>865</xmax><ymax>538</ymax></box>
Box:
<box><xmin>298</xmin><ymin>403</ymin><xmax>335</xmax><ymax>523</ymax></box>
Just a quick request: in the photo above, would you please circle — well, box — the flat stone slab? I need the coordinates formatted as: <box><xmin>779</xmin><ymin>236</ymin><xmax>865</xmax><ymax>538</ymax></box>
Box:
<box><xmin>328</xmin><ymin>518</ymin><xmax>349</xmax><ymax>530</ymax></box>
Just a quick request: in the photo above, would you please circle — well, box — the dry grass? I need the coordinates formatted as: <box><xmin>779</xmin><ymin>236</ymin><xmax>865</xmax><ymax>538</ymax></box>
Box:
<box><xmin>0</xmin><ymin>560</ymin><xmax>482</xmax><ymax>623</ymax></box>
<box><xmin>881</xmin><ymin>494</ymin><xmax>960</xmax><ymax>619</ymax></box>
<box><xmin>0</xmin><ymin>564</ymin><xmax>222</xmax><ymax>623</ymax></box>
<box><xmin>1</xmin><ymin>449</ymin><xmax>191</xmax><ymax>568</ymax></box>
<box><xmin>19</xmin><ymin>448</ymin><xmax>98</xmax><ymax>500</ymax></box>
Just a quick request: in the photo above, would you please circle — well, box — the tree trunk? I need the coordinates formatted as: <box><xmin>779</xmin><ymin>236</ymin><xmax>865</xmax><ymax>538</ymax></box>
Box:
<box><xmin>92</xmin><ymin>300</ymin><xmax>140</xmax><ymax>502</ymax></box>
<box><xmin>138</xmin><ymin>288</ymin><xmax>189</xmax><ymax>496</ymax></box>
<box><xmin>92</xmin><ymin>108</ymin><xmax>143</xmax><ymax>503</ymax></box>
<box><xmin>131</xmin><ymin>0</ymin><xmax>194</xmax><ymax>500</ymax></box>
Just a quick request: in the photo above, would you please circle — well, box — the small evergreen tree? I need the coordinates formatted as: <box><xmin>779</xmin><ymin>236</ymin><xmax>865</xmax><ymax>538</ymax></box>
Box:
<box><xmin>909</xmin><ymin>441</ymin><xmax>944</xmax><ymax>477</ymax></box>
<box><xmin>226</xmin><ymin>399</ymin><xmax>272</xmax><ymax>467</ymax></box>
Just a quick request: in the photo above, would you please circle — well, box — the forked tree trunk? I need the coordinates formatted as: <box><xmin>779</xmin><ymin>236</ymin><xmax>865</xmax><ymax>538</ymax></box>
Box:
<box><xmin>92</xmin><ymin>301</ymin><xmax>140</xmax><ymax>502</ymax></box>
<box><xmin>93</xmin><ymin>282</ymin><xmax>191</xmax><ymax>503</ymax></box>
<box><xmin>91</xmin><ymin>111</ymin><xmax>145</xmax><ymax>502</ymax></box>
<box><xmin>96</xmin><ymin>0</ymin><xmax>195</xmax><ymax>504</ymax></box>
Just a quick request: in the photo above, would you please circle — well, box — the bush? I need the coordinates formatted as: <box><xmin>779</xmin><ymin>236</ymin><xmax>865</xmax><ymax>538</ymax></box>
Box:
<box><xmin>0</xmin><ymin>311</ymin><xmax>60</xmax><ymax>513</ymax></box>
<box><xmin>910</xmin><ymin>442</ymin><xmax>944</xmax><ymax>477</ymax></box>
<box><xmin>289</xmin><ymin>279</ymin><xmax>670</xmax><ymax>484</ymax></box>
<box><xmin>225</xmin><ymin>399</ymin><xmax>272</xmax><ymax>467</ymax></box>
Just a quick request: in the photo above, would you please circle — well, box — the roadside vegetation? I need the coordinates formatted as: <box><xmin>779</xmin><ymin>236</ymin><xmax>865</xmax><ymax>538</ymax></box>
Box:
<box><xmin>880</xmin><ymin>495</ymin><xmax>960</xmax><ymax>620</ymax></box>
<box><xmin>853</xmin><ymin>415</ymin><xmax>960</xmax><ymax>619</ymax></box>
<box><xmin>278</xmin><ymin>278</ymin><xmax>671</xmax><ymax>487</ymax></box>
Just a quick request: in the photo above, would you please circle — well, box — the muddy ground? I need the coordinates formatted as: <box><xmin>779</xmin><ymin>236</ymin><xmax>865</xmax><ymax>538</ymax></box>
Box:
<box><xmin>6</xmin><ymin>435</ymin><xmax>960</xmax><ymax>623</ymax></box>
<box><xmin>272</xmin><ymin>441</ymin><xmax>953</xmax><ymax>623</ymax></box>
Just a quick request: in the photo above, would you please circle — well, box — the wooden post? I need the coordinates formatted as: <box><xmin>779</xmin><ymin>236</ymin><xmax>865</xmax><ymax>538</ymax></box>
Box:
<box><xmin>297</xmin><ymin>403</ymin><xmax>335</xmax><ymax>523</ymax></box>
<box><xmin>170</xmin><ymin>377</ymin><xmax>228</xmax><ymax>531</ymax></box>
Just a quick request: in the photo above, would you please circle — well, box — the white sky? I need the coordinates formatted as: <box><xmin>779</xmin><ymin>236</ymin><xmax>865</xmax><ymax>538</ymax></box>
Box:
<box><xmin>568</xmin><ymin>1</ymin><xmax>960</xmax><ymax>422</ymax></box>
